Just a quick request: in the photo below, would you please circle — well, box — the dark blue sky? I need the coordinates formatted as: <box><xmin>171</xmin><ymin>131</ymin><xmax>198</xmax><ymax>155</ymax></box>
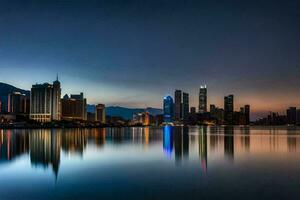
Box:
<box><xmin>0</xmin><ymin>0</ymin><xmax>300</xmax><ymax>119</ymax></box>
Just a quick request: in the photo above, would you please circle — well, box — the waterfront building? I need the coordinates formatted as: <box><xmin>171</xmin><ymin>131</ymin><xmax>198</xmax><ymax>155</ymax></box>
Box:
<box><xmin>287</xmin><ymin>107</ymin><xmax>297</xmax><ymax>125</ymax></box>
<box><xmin>87</xmin><ymin>112</ymin><xmax>96</xmax><ymax>122</ymax></box>
<box><xmin>234</xmin><ymin>111</ymin><xmax>245</xmax><ymax>125</ymax></box>
<box><xmin>190</xmin><ymin>107</ymin><xmax>196</xmax><ymax>114</ymax></box>
<box><xmin>244</xmin><ymin>105</ymin><xmax>250</xmax><ymax>125</ymax></box>
<box><xmin>95</xmin><ymin>104</ymin><xmax>106</xmax><ymax>123</ymax></box>
<box><xmin>30</xmin><ymin>79</ymin><xmax>61</xmax><ymax>122</ymax></box>
<box><xmin>182</xmin><ymin>92</ymin><xmax>189</xmax><ymax>119</ymax></box>
<box><xmin>174</xmin><ymin>90</ymin><xmax>182</xmax><ymax>120</ymax></box>
<box><xmin>51</xmin><ymin>78</ymin><xmax>61</xmax><ymax>121</ymax></box>
<box><xmin>297</xmin><ymin>109</ymin><xmax>300</xmax><ymax>125</ymax></box>
<box><xmin>163</xmin><ymin>96</ymin><xmax>174</xmax><ymax>123</ymax></box>
<box><xmin>210</xmin><ymin>104</ymin><xmax>224</xmax><ymax>124</ymax></box>
<box><xmin>132</xmin><ymin>112</ymin><xmax>150</xmax><ymax>126</ymax></box>
<box><xmin>199</xmin><ymin>85</ymin><xmax>207</xmax><ymax>113</ymax></box>
<box><xmin>224</xmin><ymin>95</ymin><xmax>234</xmax><ymax>125</ymax></box>
<box><xmin>0</xmin><ymin>96</ymin><xmax>8</xmax><ymax>113</ymax></box>
<box><xmin>8</xmin><ymin>92</ymin><xmax>30</xmax><ymax>114</ymax></box>
<box><xmin>61</xmin><ymin>93</ymin><xmax>87</xmax><ymax>121</ymax></box>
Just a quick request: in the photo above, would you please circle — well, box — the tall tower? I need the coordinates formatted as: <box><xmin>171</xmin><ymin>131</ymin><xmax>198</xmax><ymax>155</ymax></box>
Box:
<box><xmin>199</xmin><ymin>85</ymin><xmax>207</xmax><ymax>113</ymax></box>
<box><xmin>30</xmin><ymin>77</ymin><xmax>62</xmax><ymax>122</ymax></box>
<box><xmin>224</xmin><ymin>95</ymin><xmax>234</xmax><ymax>125</ymax></box>
<box><xmin>174</xmin><ymin>90</ymin><xmax>182</xmax><ymax>120</ymax></box>
<box><xmin>52</xmin><ymin>76</ymin><xmax>61</xmax><ymax>121</ymax></box>
<box><xmin>163</xmin><ymin>95</ymin><xmax>174</xmax><ymax>123</ymax></box>
<box><xmin>95</xmin><ymin>104</ymin><xmax>106</xmax><ymax>123</ymax></box>
<box><xmin>30</xmin><ymin>83</ymin><xmax>53</xmax><ymax>122</ymax></box>
<box><xmin>244</xmin><ymin>105</ymin><xmax>250</xmax><ymax>125</ymax></box>
<box><xmin>182</xmin><ymin>92</ymin><xmax>189</xmax><ymax>119</ymax></box>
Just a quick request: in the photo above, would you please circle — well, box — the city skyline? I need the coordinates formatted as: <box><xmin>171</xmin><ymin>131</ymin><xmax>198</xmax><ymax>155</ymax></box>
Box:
<box><xmin>1</xmin><ymin>78</ymin><xmax>298</xmax><ymax>121</ymax></box>
<box><xmin>1</xmin><ymin>0</ymin><xmax>300</xmax><ymax>119</ymax></box>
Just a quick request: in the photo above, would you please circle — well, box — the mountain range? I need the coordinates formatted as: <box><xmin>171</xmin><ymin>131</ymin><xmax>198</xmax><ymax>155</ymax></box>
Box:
<box><xmin>0</xmin><ymin>82</ymin><xmax>30</xmax><ymax>96</ymax></box>
<box><xmin>87</xmin><ymin>105</ymin><xmax>163</xmax><ymax>119</ymax></box>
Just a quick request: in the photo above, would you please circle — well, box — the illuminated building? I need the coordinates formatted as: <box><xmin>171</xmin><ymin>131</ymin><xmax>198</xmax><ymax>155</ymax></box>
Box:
<box><xmin>61</xmin><ymin>93</ymin><xmax>87</xmax><ymax>121</ymax></box>
<box><xmin>132</xmin><ymin>111</ymin><xmax>150</xmax><ymax>126</ymax></box>
<box><xmin>51</xmin><ymin>77</ymin><xmax>61</xmax><ymax>120</ymax></box>
<box><xmin>163</xmin><ymin>95</ymin><xmax>174</xmax><ymax>123</ymax></box>
<box><xmin>182</xmin><ymin>92</ymin><xmax>189</xmax><ymax>119</ymax></box>
<box><xmin>174</xmin><ymin>90</ymin><xmax>182</xmax><ymax>120</ymax></box>
<box><xmin>224</xmin><ymin>95</ymin><xmax>234</xmax><ymax>125</ymax></box>
<box><xmin>8</xmin><ymin>92</ymin><xmax>30</xmax><ymax>114</ymax></box>
<box><xmin>95</xmin><ymin>104</ymin><xmax>106</xmax><ymax>123</ymax></box>
<box><xmin>30</xmin><ymin>78</ymin><xmax>61</xmax><ymax>122</ymax></box>
<box><xmin>199</xmin><ymin>85</ymin><xmax>207</xmax><ymax>113</ymax></box>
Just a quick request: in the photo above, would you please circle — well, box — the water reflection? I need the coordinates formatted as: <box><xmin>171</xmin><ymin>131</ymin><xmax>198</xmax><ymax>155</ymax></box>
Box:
<box><xmin>1</xmin><ymin>126</ymin><xmax>300</xmax><ymax>179</ymax></box>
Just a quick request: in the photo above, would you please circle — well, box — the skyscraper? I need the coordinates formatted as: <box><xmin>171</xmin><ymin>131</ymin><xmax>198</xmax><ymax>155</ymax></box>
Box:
<box><xmin>51</xmin><ymin>77</ymin><xmax>61</xmax><ymax>121</ymax></box>
<box><xmin>244</xmin><ymin>105</ymin><xmax>250</xmax><ymax>125</ymax></box>
<box><xmin>30</xmin><ymin>83</ymin><xmax>53</xmax><ymax>122</ymax></box>
<box><xmin>30</xmin><ymin>79</ymin><xmax>61</xmax><ymax>122</ymax></box>
<box><xmin>224</xmin><ymin>95</ymin><xmax>234</xmax><ymax>125</ymax></box>
<box><xmin>190</xmin><ymin>107</ymin><xmax>196</xmax><ymax>114</ymax></box>
<box><xmin>8</xmin><ymin>92</ymin><xmax>29</xmax><ymax>114</ymax></box>
<box><xmin>95</xmin><ymin>104</ymin><xmax>106</xmax><ymax>123</ymax></box>
<box><xmin>61</xmin><ymin>93</ymin><xmax>87</xmax><ymax>121</ymax></box>
<box><xmin>174</xmin><ymin>90</ymin><xmax>182</xmax><ymax>120</ymax></box>
<box><xmin>287</xmin><ymin>107</ymin><xmax>296</xmax><ymax>125</ymax></box>
<box><xmin>199</xmin><ymin>85</ymin><xmax>207</xmax><ymax>113</ymax></box>
<box><xmin>182</xmin><ymin>92</ymin><xmax>189</xmax><ymax>119</ymax></box>
<box><xmin>163</xmin><ymin>95</ymin><xmax>174</xmax><ymax>123</ymax></box>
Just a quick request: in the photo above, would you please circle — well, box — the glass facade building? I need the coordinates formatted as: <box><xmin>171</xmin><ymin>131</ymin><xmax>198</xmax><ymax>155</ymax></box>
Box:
<box><xmin>199</xmin><ymin>86</ymin><xmax>207</xmax><ymax>113</ymax></box>
<box><xmin>163</xmin><ymin>96</ymin><xmax>174</xmax><ymax>123</ymax></box>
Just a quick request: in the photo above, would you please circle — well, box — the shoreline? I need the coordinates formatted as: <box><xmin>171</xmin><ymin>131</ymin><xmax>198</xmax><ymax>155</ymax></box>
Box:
<box><xmin>0</xmin><ymin>124</ymin><xmax>300</xmax><ymax>130</ymax></box>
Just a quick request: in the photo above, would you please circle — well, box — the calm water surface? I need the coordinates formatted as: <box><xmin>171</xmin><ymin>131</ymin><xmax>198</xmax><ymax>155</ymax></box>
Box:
<box><xmin>1</xmin><ymin>126</ymin><xmax>300</xmax><ymax>200</ymax></box>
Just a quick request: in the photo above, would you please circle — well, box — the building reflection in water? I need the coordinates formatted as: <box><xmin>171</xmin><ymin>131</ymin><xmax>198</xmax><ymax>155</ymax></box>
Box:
<box><xmin>224</xmin><ymin>126</ymin><xmax>234</xmax><ymax>161</ymax></box>
<box><xmin>30</xmin><ymin>129</ymin><xmax>61</xmax><ymax>178</ymax></box>
<box><xmin>199</xmin><ymin>126</ymin><xmax>207</xmax><ymax>174</ymax></box>
<box><xmin>1</xmin><ymin>127</ymin><xmax>300</xmax><ymax>178</ymax></box>
<box><xmin>163</xmin><ymin>126</ymin><xmax>173</xmax><ymax>158</ymax></box>
<box><xmin>0</xmin><ymin>129</ymin><xmax>29</xmax><ymax>162</ymax></box>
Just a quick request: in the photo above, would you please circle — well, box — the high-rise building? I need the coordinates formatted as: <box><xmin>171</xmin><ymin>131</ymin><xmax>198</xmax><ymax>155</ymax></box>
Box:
<box><xmin>210</xmin><ymin>104</ymin><xmax>224</xmax><ymax>124</ymax></box>
<box><xmin>210</xmin><ymin>104</ymin><xmax>216</xmax><ymax>113</ymax></box>
<box><xmin>51</xmin><ymin>77</ymin><xmax>61</xmax><ymax>120</ymax></box>
<box><xmin>224</xmin><ymin>95</ymin><xmax>234</xmax><ymax>125</ymax></box>
<box><xmin>244</xmin><ymin>105</ymin><xmax>250</xmax><ymax>125</ymax></box>
<box><xmin>95</xmin><ymin>104</ymin><xmax>106</xmax><ymax>123</ymax></box>
<box><xmin>287</xmin><ymin>107</ymin><xmax>297</xmax><ymax>125</ymax></box>
<box><xmin>163</xmin><ymin>96</ymin><xmax>174</xmax><ymax>123</ymax></box>
<box><xmin>30</xmin><ymin>78</ymin><xmax>61</xmax><ymax>122</ymax></box>
<box><xmin>30</xmin><ymin>79</ymin><xmax>61</xmax><ymax>122</ymax></box>
<box><xmin>174</xmin><ymin>90</ymin><xmax>182</xmax><ymax>120</ymax></box>
<box><xmin>8</xmin><ymin>92</ymin><xmax>30</xmax><ymax>114</ymax></box>
<box><xmin>190</xmin><ymin>107</ymin><xmax>196</xmax><ymax>114</ymax></box>
<box><xmin>30</xmin><ymin>83</ymin><xmax>52</xmax><ymax>122</ymax></box>
<box><xmin>296</xmin><ymin>109</ymin><xmax>300</xmax><ymax>125</ymax></box>
<box><xmin>182</xmin><ymin>92</ymin><xmax>189</xmax><ymax>119</ymax></box>
<box><xmin>199</xmin><ymin>85</ymin><xmax>207</xmax><ymax>113</ymax></box>
<box><xmin>61</xmin><ymin>93</ymin><xmax>87</xmax><ymax>121</ymax></box>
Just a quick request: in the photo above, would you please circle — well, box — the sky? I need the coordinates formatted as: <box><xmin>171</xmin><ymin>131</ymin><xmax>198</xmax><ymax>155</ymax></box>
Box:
<box><xmin>0</xmin><ymin>0</ymin><xmax>300</xmax><ymax>119</ymax></box>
